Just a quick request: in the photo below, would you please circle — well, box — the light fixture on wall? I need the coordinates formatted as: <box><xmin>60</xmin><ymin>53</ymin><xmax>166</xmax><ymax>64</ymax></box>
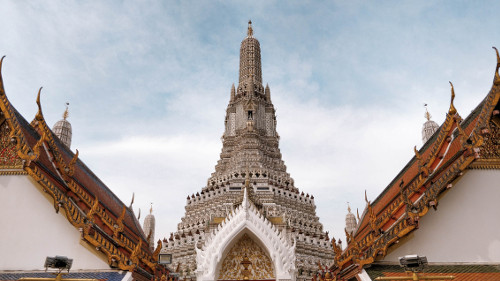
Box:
<box><xmin>44</xmin><ymin>256</ymin><xmax>73</xmax><ymax>273</ymax></box>
<box><xmin>399</xmin><ymin>255</ymin><xmax>427</xmax><ymax>272</ymax></box>
<box><xmin>158</xmin><ymin>253</ymin><xmax>172</xmax><ymax>264</ymax></box>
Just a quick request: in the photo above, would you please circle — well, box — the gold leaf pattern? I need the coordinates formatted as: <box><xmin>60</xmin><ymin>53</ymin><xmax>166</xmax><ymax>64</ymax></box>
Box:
<box><xmin>481</xmin><ymin>121</ymin><xmax>500</xmax><ymax>159</ymax></box>
<box><xmin>218</xmin><ymin>234</ymin><xmax>274</xmax><ymax>280</ymax></box>
<box><xmin>0</xmin><ymin>121</ymin><xmax>23</xmax><ymax>168</ymax></box>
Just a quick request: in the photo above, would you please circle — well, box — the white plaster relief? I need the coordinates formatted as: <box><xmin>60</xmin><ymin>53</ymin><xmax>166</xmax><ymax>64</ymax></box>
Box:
<box><xmin>196</xmin><ymin>187</ymin><xmax>296</xmax><ymax>281</ymax></box>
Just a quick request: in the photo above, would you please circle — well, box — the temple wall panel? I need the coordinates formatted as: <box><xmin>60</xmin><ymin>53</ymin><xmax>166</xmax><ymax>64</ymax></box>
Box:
<box><xmin>383</xmin><ymin>169</ymin><xmax>500</xmax><ymax>263</ymax></box>
<box><xmin>0</xmin><ymin>175</ymin><xmax>109</xmax><ymax>270</ymax></box>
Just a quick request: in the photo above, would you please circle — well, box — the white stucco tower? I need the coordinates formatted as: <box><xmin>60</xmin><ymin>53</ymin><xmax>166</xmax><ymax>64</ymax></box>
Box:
<box><xmin>143</xmin><ymin>205</ymin><xmax>156</xmax><ymax>250</ymax></box>
<box><xmin>422</xmin><ymin>106</ymin><xmax>439</xmax><ymax>144</ymax></box>
<box><xmin>162</xmin><ymin>21</ymin><xmax>333</xmax><ymax>281</ymax></box>
<box><xmin>345</xmin><ymin>205</ymin><xmax>357</xmax><ymax>236</ymax></box>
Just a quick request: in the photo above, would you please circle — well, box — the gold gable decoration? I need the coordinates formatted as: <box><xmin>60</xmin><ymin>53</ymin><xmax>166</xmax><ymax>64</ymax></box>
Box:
<box><xmin>0</xmin><ymin>119</ymin><xmax>24</xmax><ymax>169</ymax></box>
<box><xmin>218</xmin><ymin>234</ymin><xmax>274</xmax><ymax>280</ymax></box>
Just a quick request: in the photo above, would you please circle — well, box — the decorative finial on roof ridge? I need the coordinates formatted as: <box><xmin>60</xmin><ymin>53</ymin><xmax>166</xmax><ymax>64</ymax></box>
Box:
<box><xmin>493</xmin><ymin>47</ymin><xmax>500</xmax><ymax>85</ymax></box>
<box><xmin>150</xmin><ymin>203</ymin><xmax>153</xmax><ymax>214</ymax></box>
<box><xmin>0</xmin><ymin>56</ymin><xmax>4</xmax><ymax>78</ymax></box>
<box><xmin>414</xmin><ymin>145</ymin><xmax>421</xmax><ymax>160</ymax></box>
<box><xmin>347</xmin><ymin>202</ymin><xmax>351</xmax><ymax>213</ymax></box>
<box><xmin>247</xmin><ymin>20</ymin><xmax>253</xmax><ymax>37</ymax></box>
<box><xmin>0</xmin><ymin>56</ymin><xmax>5</xmax><ymax>96</ymax></box>
<box><xmin>130</xmin><ymin>192</ymin><xmax>135</xmax><ymax>208</ymax></box>
<box><xmin>63</xmin><ymin>102</ymin><xmax>69</xmax><ymax>120</ymax></box>
<box><xmin>448</xmin><ymin>81</ymin><xmax>457</xmax><ymax>115</ymax></box>
<box><xmin>35</xmin><ymin>87</ymin><xmax>44</xmax><ymax>121</ymax></box>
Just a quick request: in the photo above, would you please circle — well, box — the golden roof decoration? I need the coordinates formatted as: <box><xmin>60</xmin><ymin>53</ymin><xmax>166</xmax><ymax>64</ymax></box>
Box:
<box><xmin>331</xmin><ymin>48</ymin><xmax>500</xmax><ymax>280</ymax></box>
<box><xmin>493</xmin><ymin>46</ymin><xmax>500</xmax><ymax>85</ymax></box>
<box><xmin>448</xmin><ymin>81</ymin><xmax>457</xmax><ymax>115</ymax></box>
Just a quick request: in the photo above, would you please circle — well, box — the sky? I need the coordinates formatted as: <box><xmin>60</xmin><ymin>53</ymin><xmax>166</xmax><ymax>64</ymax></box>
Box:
<box><xmin>1</xmin><ymin>1</ymin><xmax>499</xmax><ymax>245</ymax></box>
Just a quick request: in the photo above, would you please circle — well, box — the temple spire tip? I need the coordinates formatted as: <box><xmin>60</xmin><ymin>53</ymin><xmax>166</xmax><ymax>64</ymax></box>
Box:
<box><xmin>63</xmin><ymin>102</ymin><xmax>69</xmax><ymax>120</ymax></box>
<box><xmin>424</xmin><ymin>104</ymin><xmax>431</xmax><ymax>121</ymax></box>
<box><xmin>247</xmin><ymin>20</ymin><xmax>253</xmax><ymax>37</ymax></box>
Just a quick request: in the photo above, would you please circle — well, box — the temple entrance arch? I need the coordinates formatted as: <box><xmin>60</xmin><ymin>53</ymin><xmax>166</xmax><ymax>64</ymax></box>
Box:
<box><xmin>195</xmin><ymin>188</ymin><xmax>295</xmax><ymax>281</ymax></box>
<box><xmin>217</xmin><ymin>232</ymin><xmax>275</xmax><ymax>281</ymax></box>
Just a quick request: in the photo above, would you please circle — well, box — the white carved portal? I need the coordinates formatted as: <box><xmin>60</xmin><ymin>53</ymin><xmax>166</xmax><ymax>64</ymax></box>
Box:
<box><xmin>196</xmin><ymin>188</ymin><xmax>296</xmax><ymax>281</ymax></box>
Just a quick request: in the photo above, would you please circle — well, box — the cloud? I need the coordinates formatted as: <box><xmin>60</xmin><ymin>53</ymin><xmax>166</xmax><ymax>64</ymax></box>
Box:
<box><xmin>1</xmin><ymin>0</ymin><xmax>499</xmax><ymax>245</ymax></box>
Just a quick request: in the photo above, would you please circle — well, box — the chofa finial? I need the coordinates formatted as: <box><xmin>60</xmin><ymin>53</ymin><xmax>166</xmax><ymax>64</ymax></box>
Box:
<box><xmin>448</xmin><ymin>81</ymin><xmax>457</xmax><ymax>115</ymax></box>
<box><xmin>130</xmin><ymin>192</ymin><xmax>135</xmax><ymax>208</ymax></box>
<box><xmin>0</xmin><ymin>56</ymin><xmax>5</xmax><ymax>74</ymax></box>
<box><xmin>247</xmin><ymin>20</ymin><xmax>253</xmax><ymax>37</ymax></box>
<box><xmin>0</xmin><ymin>56</ymin><xmax>6</xmax><ymax>96</ymax></box>
<box><xmin>35</xmin><ymin>87</ymin><xmax>44</xmax><ymax>120</ymax></box>
<box><xmin>493</xmin><ymin>47</ymin><xmax>500</xmax><ymax>85</ymax></box>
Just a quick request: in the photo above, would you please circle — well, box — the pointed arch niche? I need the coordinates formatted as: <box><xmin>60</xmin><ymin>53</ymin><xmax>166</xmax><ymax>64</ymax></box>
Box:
<box><xmin>217</xmin><ymin>232</ymin><xmax>274</xmax><ymax>280</ymax></box>
<box><xmin>196</xmin><ymin>188</ymin><xmax>295</xmax><ymax>281</ymax></box>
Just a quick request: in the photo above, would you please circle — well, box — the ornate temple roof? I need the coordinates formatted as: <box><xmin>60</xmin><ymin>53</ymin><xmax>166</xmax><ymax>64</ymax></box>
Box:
<box><xmin>0</xmin><ymin>56</ymin><xmax>164</xmax><ymax>279</ymax></box>
<box><xmin>330</xmin><ymin>48</ymin><xmax>500</xmax><ymax>279</ymax></box>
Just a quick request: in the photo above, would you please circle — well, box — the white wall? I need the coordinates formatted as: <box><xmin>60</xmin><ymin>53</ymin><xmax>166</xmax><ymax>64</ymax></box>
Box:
<box><xmin>384</xmin><ymin>169</ymin><xmax>500</xmax><ymax>263</ymax></box>
<box><xmin>0</xmin><ymin>175</ymin><xmax>110</xmax><ymax>270</ymax></box>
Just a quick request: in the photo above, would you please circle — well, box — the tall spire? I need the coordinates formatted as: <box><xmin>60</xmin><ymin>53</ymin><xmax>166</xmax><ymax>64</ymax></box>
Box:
<box><xmin>345</xmin><ymin>202</ymin><xmax>357</xmax><ymax>236</ymax></box>
<box><xmin>143</xmin><ymin>203</ymin><xmax>156</xmax><ymax>250</ymax></box>
<box><xmin>215</xmin><ymin>21</ymin><xmax>285</xmax><ymax>183</ymax></box>
<box><xmin>239</xmin><ymin>20</ymin><xmax>262</xmax><ymax>85</ymax></box>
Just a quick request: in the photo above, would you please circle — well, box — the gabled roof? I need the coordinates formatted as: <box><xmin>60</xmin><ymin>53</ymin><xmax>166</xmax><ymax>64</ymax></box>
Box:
<box><xmin>331</xmin><ymin>48</ymin><xmax>500</xmax><ymax>276</ymax></box>
<box><xmin>0</xmin><ymin>57</ymin><xmax>164</xmax><ymax>277</ymax></box>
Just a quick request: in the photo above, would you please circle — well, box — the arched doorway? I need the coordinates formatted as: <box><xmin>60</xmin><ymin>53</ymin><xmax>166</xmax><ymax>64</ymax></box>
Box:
<box><xmin>195</xmin><ymin>188</ymin><xmax>295</xmax><ymax>281</ymax></box>
<box><xmin>218</xmin><ymin>233</ymin><xmax>274</xmax><ymax>281</ymax></box>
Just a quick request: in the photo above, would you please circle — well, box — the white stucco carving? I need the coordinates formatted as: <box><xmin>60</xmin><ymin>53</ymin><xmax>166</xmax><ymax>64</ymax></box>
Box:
<box><xmin>196</xmin><ymin>187</ymin><xmax>296</xmax><ymax>281</ymax></box>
